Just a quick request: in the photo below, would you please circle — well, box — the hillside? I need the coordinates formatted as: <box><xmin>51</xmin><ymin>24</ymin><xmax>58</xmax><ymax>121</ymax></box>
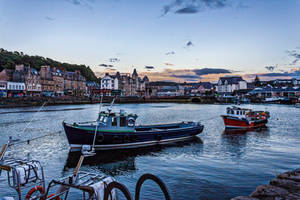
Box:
<box><xmin>0</xmin><ymin>48</ymin><xmax>98</xmax><ymax>82</ymax></box>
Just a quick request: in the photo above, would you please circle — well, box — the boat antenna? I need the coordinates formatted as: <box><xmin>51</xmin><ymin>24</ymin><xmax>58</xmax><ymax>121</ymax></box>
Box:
<box><xmin>108</xmin><ymin>98</ymin><xmax>115</xmax><ymax>113</ymax></box>
<box><xmin>91</xmin><ymin>94</ymin><xmax>103</xmax><ymax>153</ymax></box>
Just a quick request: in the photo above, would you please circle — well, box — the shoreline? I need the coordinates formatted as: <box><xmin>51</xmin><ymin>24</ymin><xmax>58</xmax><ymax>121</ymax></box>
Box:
<box><xmin>0</xmin><ymin>96</ymin><xmax>297</xmax><ymax>108</ymax></box>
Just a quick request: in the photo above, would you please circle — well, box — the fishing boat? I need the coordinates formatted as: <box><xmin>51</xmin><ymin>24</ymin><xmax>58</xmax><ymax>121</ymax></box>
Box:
<box><xmin>221</xmin><ymin>106</ymin><xmax>270</xmax><ymax>129</ymax></box>
<box><xmin>63</xmin><ymin>107</ymin><xmax>204</xmax><ymax>151</ymax></box>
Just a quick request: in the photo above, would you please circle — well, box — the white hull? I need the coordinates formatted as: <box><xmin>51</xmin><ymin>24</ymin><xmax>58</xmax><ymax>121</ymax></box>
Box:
<box><xmin>69</xmin><ymin>135</ymin><xmax>196</xmax><ymax>151</ymax></box>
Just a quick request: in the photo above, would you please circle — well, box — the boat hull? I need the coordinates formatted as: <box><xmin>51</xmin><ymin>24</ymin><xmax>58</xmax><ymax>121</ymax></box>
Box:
<box><xmin>63</xmin><ymin>122</ymin><xmax>204</xmax><ymax>151</ymax></box>
<box><xmin>222</xmin><ymin>116</ymin><xmax>268</xmax><ymax>129</ymax></box>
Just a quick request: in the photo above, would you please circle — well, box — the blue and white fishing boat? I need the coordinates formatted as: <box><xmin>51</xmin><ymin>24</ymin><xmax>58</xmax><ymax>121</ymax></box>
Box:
<box><xmin>63</xmin><ymin>106</ymin><xmax>204</xmax><ymax>151</ymax></box>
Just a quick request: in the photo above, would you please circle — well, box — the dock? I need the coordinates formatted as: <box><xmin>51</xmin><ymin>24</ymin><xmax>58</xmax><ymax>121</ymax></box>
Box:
<box><xmin>232</xmin><ymin>168</ymin><xmax>300</xmax><ymax>200</ymax></box>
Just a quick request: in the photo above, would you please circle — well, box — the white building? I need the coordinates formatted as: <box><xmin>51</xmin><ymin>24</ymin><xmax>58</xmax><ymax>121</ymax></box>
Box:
<box><xmin>7</xmin><ymin>82</ymin><xmax>26</xmax><ymax>91</ymax></box>
<box><xmin>216</xmin><ymin>76</ymin><xmax>247</xmax><ymax>94</ymax></box>
<box><xmin>101</xmin><ymin>74</ymin><xmax>118</xmax><ymax>90</ymax></box>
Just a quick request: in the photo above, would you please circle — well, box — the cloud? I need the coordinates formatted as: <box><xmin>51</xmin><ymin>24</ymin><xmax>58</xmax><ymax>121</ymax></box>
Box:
<box><xmin>66</xmin><ymin>0</ymin><xmax>94</xmax><ymax>9</ymax></box>
<box><xmin>193</xmin><ymin>68</ymin><xmax>231</xmax><ymax>75</ymax></box>
<box><xmin>45</xmin><ymin>16</ymin><xmax>55</xmax><ymax>21</ymax></box>
<box><xmin>175</xmin><ymin>6</ymin><xmax>199</xmax><ymax>14</ymax></box>
<box><xmin>265</xmin><ymin>65</ymin><xmax>277</xmax><ymax>72</ymax></box>
<box><xmin>108</xmin><ymin>58</ymin><xmax>120</xmax><ymax>62</ymax></box>
<box><xmin>259</xmin><ymin>72</ymin><xmax>290</xmax><ymax>77</ymax></box>
<box><xmin>139</xmin><ymin>67</ymin><xmax>232</xmax><ymax>82</ymax></box>
<box><xmin>258</xmin><ymin>68</ymin><xmax>300</xmax><ymax>77</ymax></box>
<box><xmin>99</xmin><ymin>64</ymin><xmax>114</xmax><ymax>68</ymax></box>
<box><xmin>287</xmin><ymin>50</ymin><xmax>300</xmax><ymax>65</ymax></box>
<box><xmin>145</xmin><ymin>66</ymin><xmax>155</xmax><ymax>70</ymax></box>
<box><xmin>162</xmin><ymin>0</ymin><xmax>228</xmax><ymax>16</ymax></box>
<box><xmin>172</xmin><ymin>74</ymin><xmax>200</xmax><ymax>79</ymax></box>
<box><xmin>164</xmin><ymin>63</ymin><xmax>175</xmax><ymax>66</ymax></box>
<box><xmin>165</xmin><ymin>51</ymin><xmax>175</xmax><ymax>55</ymax></box>
<box><xmin>186</xmin><ymin>41</ymin><xmax>193</xmax><ymax>47</ymax></box>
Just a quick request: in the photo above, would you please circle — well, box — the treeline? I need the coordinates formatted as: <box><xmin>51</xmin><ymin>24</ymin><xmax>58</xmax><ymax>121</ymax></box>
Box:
<box><xmin>0</xmin><ymin>48</ymin><xmax>98</xmax><ymax>82</ymax></box>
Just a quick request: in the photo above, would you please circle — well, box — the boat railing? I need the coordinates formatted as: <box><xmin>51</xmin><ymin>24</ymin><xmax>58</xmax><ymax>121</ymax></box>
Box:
<box><xmin>0</xmin><ymin>157</ymin><xmax>45</xmax><ymax>200</ymax></box>
<box><xmin>44</xmin><ymin>171</ymin><xmax>110</xmax><ymax>200</ymax></box>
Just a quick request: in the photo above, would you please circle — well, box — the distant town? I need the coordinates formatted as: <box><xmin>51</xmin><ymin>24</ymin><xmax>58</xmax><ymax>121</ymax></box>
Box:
<box><xmin>0</xmin><ymin>63</ymin><xmax>300</xmax><ymax>105</ymax></box>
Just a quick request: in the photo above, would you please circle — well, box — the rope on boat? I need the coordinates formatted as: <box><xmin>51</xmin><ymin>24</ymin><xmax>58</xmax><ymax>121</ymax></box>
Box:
<box><xmin>11</xmin><ymin>131</ymin><xmax>62</xmax><ymax>146</ymax></box>
<box><xmin>20</xmin><ymin>102</ymin><xmax>47</xmax><ymax>136</ymax></box>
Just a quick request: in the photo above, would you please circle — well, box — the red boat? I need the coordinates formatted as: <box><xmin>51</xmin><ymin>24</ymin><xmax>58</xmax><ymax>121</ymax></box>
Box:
<box><xmin>221</xmin><ymin>107</ymin><xmax>270</xmax><ymax>129</ymax></box>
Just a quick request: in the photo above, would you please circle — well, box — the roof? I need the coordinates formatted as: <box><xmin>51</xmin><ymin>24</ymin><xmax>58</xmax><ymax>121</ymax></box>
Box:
<box><xmin>219</xmin><ymin>76</ymin><xmax>244</xmax><ymax>84</ymax></box>
<box><xmin>199</xmin><ymin>82</ymin><xmax>212</xmax><ymax>89</ymax></box>
<box><xmin>249</xmin><ymin>87</ymin><xmax>300</xmax><ymax>93</ymax></box>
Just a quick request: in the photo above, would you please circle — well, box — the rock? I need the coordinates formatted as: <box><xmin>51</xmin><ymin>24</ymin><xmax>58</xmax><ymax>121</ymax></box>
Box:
<box><xmin>270</xmin><ymin>178</ymin><xmax>300</xmax><ymax>191</ymax></box>
<box><xmin>277</xmin><ymin>172</ymin><xmax>300</xmax><ymax>182</ymax></box>
<box><xmin>250</xmin><ymin>184</ymin><xmax>289</xmax><ymax>198</ymax></box>
<box><xmin>231</xmin><ymin>196</ymin><xmax>259</xmax><ymax>200</ymax></box>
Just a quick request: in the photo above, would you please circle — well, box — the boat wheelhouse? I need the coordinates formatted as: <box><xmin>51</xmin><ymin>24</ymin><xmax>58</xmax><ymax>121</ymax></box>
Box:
<box><xmin>221</xmin><ymin>106</ymin><xmax>269</xmax><ymax>129</ymax></box>
<box><xmin>63</xmin><ymin>108</ymin><xmax>204</xmax><ymax>151</ymax></box>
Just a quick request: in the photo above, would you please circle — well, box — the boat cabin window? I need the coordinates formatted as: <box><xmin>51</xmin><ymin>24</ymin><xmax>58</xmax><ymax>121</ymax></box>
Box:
<box><xmin>99</xmin><ymin>116</ymin><xmax>107</xmax><ymax>123</ymax></box>
<box><xmin>120</xmin><ymin>116</ymin><xmax>127</xmax><ymax>127</ymax></box>
<box><xmin>227</xmin><ymin>109</ymin><xmax>230</xmax><ymax>114</ymax></box>
<box><xmin>231</xmin><ymin>110</ymin><xmax>234</xmax><ymax>114</ymax></box>
<box><xmin>237</xmin><ymin>111</ymin><xmax>239</xmax><ymax>115</ymax></box>
<box><xmin>112</xmin><ymin>117</ymin><xmax>117</xmax><ymax>126</ymax></box>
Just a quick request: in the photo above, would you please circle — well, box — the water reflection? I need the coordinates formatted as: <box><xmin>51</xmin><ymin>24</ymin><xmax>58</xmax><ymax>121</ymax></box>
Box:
<box><xmin>223</xmin><ymin>126</ymin><xmax>269</xmax><ymax>135</ymax></box>
<box><xmin>64</xmin><ymin>137</ymin><xmax>203</xmax><ymax>176</ymax></box>
<box><xmin>221</xmin><ymin>127</ymin><xmax>269</xmax><ymax>158</ymax></box>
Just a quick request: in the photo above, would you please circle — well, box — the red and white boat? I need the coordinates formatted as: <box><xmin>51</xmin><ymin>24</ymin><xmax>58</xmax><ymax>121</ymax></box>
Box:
<box><xmin>221</xmin><ymin>106</ymin><xmax>270</xmax><ymax>129</ymax></box>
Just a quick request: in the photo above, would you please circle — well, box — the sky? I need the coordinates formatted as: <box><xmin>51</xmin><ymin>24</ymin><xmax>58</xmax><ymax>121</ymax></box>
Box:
<box><xmin>1</xmin><ymin>0</ymin><xmax>300</xmax><ymax>82</ymax></box>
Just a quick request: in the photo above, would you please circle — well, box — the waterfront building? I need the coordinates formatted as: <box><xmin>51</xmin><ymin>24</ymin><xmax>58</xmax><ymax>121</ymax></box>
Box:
<box><xmin>0</xmin><ymin>67</ymin><xmax>26</xmax><ymax>97</ymax></box>
<box><xmin>52</xmin><ymin>67</ymin><xmax>64</xmax><ymax>96</ymax></box>
<box><xmin>0</xmin><ymin>80</ymin><xmax>7</xmax><ymax>97</ymax></box>
<box><xmin>6</xmin><ymin>81</ymin><xmax>26</xmax><ymax>97</ymax></box>
<box><xmin>64</xmin><ymin>70</ymin><xmax>86</xmax><ymax>96</ymax></box>
<box><xmin>40</xmin><ymin>66</ymin><xmax>55</xmax><ymax>97</ymax></box>
<box><xmin>86</xmin><ymin>81</ymin><xmax>101</xmax><ymax>97</ymax></box>
<box><xmin>248</xmin><ymin>86</ymin><xmax>300</xmax><ymax>99</ymax></box>
<box><xmin>101</xmin><ymin>69</ymin><xmax>149</xmax><ymax>97</ymax></box>
<box><xmin>15</xmin><ymin>64</ymin><xmax>42</xmax><ymax>96</ymax></box>
<box><xmin>146</xmin><ymin>81</ymin><xmax>183</xmax><ymax>96</ymax></box>
<box><xmin>100</xmin><ymin>73</ymin><xmax>119</xmax><ymax>96</ymax></box>
<box><xmin>184</xmin><ymin>82</ymin><xmax>214</xmax><ymax>96</ymax></box>
<box><xmin>216</xmin><ymin>76</ymin><xmax>247</xmax><ymax>94</ymax></box>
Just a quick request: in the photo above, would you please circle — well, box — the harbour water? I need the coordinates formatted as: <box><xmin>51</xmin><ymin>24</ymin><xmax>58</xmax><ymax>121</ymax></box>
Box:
<box><xmin>0</xmin><ymin>103</ymin><xmax>299</xmax><ymax>199</ymax></box>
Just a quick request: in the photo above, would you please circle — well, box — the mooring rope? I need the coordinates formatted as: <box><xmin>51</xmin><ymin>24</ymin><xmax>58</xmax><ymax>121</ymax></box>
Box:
<box><xmin>20</xmin><ymin>102</ymin><xmax>47</xmax><ymax>136</ymax></box>
<box><xmin>11</xmin><ymin>131</ymin><xmax>62</xmax><ymax>146</ymax></box>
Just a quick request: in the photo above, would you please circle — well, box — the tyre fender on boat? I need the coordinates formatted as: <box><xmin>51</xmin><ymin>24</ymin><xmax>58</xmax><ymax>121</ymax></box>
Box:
<box><xmin>96</xmin><ymin>134</ymin><xmax>104</xmax><ymax>143</ymax></box>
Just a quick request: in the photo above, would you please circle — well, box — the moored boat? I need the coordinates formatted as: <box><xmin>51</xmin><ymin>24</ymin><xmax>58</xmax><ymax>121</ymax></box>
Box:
<box><xmin>63</xmin><ymin>108</ymin><xmax>204</xmax><ymax>151</ymax></box>
<box><xmin>221</xmin><ymin>106</ymin><xmax>269</xmax><ymax>129</ymax></box>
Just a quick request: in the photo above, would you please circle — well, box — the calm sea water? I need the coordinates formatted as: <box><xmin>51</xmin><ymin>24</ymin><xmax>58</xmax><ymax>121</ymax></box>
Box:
<box><xmin>0</xmin><ymin>103</ymin><xmax>299</xmax><ymax>199</ymax></box>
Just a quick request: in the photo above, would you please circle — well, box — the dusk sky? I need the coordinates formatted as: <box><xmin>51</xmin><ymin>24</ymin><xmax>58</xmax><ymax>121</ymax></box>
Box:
<box><xmin>1</xmin><ymin>0</ymin><xmax>300</xmax><ymax>82</ymax></box>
